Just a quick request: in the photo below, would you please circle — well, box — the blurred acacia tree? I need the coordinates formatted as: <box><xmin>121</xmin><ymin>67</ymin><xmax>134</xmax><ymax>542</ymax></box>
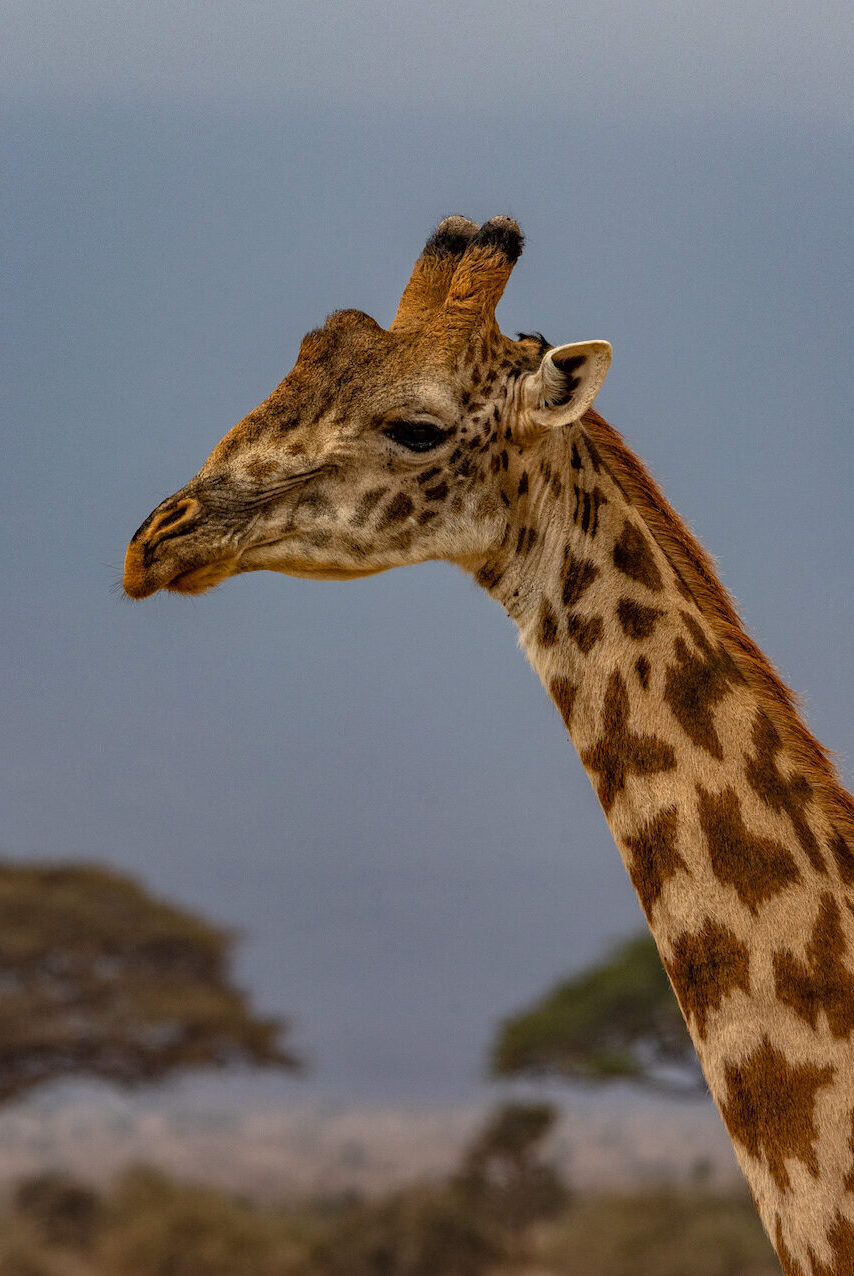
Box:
<box><xmin>454</xmin><ymin>1101</ymin><xmax>568</xmax><ymax>1234</ymax></box>
<box><xmin>491</xmin><ymin>933</ymin><xmax>703</xmax><ymax>1096</ymax></box>
<box><xmin>0</xmin><ymin>862</ymin><xmax>298</xmax><ymax>1101</ymax></box>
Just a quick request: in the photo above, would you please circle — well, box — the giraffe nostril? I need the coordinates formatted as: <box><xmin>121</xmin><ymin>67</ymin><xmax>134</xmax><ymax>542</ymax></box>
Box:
<box><xmin>147</xmin><ymin>497</ymin><xmax>200</xmax><ymax>543</ymax></box>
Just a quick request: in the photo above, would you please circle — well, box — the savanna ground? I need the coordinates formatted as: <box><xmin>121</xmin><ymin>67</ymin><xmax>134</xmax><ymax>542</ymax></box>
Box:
<box><xmin>0</xmin><ymin>1165</ymin><xmax>779</xmax><ymax>1276</ymax></box>
<box><xmin>0</xmin><ymin>872</ymin><xmax>781</xmax><ymax>1275</ymax></box>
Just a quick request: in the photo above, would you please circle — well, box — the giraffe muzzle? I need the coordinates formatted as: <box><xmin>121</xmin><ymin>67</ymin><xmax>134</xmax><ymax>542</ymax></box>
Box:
<box><xmin>123</xmin><ymin>496</ymin><xmax>208</xmax><ymax>598</ymax></box>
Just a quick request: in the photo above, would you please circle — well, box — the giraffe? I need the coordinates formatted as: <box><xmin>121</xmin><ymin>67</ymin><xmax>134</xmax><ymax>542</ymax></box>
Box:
<box><xmin>124</xmin><ymin>215</ymin><xmax>854</xmax><ymax>1273</ymax></box>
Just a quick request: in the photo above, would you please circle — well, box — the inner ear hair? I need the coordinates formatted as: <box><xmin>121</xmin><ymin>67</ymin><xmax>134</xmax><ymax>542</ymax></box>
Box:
<box><xmin>542</xmin><ymin>351</ymin><xmax>587</xmax><ymax>408</ymax></box>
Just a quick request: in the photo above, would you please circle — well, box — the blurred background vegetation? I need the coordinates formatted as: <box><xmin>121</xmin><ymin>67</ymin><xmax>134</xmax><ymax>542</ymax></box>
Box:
<box><xmin>0</xmin><ymin>860</ymin><xmax>779</xmax><ymax>1274</ymax></box>
<box><xmin>491</xmin><ymin>933</ymin><xmax>704</xmax><ymax>1096</ymax></box>
<box><xmin>0</xmin><ymin>862</ymin><xmax>299</xmax><ymax>1102</ymax></box>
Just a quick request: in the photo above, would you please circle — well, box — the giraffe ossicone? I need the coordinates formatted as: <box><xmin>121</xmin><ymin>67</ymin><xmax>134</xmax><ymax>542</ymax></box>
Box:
<box><xmin>124</xmin><ymin>216</ymin><xmax>854</xmax><ymax>1275</ymax></box>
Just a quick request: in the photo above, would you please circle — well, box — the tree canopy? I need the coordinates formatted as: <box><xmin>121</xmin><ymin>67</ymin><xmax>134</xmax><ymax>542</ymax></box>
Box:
<box><xmin>490</xmin><ymin>933</ymin><xmax>703</xmax><ymax>1096</ymax></box>
<box><xmin>0</xmin><ymin>862</ymin><xmax>299</xmax><ymax>1102</ymax></box>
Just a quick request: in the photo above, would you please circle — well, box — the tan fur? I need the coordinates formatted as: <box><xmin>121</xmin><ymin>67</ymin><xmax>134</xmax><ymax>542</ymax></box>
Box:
<box><xmin>391</xmin><ymin>215</ymin><xmax>479</xmax><ymax>329</ymax></box>
<box><xmin>582</xmin><ymin>406</ymin><xmax>854</xmax><ymax>855</ymax></box>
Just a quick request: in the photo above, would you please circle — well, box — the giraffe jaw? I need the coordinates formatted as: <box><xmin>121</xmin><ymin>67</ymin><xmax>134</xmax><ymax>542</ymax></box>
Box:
<box><xmin>164</xmin><ymin>558</ymin><xmax>240</xmax><ymax>595</ymax></box>
<box><xmin>265</xmin><ymin>563</ymin><xmax>386</xmax><ymax>582</ymax></box>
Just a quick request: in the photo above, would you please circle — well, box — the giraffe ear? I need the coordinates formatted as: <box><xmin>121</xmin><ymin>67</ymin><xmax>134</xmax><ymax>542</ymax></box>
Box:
<box><xmin>524</xmin><ymin>340</ymin><xmax>612</xmax><ymax>428</ymax></box>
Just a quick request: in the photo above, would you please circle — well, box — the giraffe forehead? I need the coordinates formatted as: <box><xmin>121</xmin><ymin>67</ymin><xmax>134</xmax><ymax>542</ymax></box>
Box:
<box><xmin>296</xmin><ymin>309</ymin><xmax>532</xmax><ymax>388</ymax></box>
<box><xmin>212</xmin><ymin>326</ymin><xmax>523</xmax><ymax>465</ymax></box>
<box><xmin>208</xmin><ymin>315</ymin><xmax>543</xmax><ymax>472</ymax></box>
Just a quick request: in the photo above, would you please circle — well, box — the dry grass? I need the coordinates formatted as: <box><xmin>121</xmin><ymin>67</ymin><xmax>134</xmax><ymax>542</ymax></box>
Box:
<box><xmin>527</xmin><ymin>1187</ymin><xmax>779</xmax><ymax>1275</ymax></box>
<box><xmin>0</xmin><ymin>1168</ymin><xmax>780</xmax><ymax>1276</ymax></box>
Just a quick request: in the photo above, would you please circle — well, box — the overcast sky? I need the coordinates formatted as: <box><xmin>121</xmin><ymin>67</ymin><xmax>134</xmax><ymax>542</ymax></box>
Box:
<box><xmin>6</xmin><ymin>0</ymin><xmax>853</xmax><ymax>124</ymax></box>
<box><xmin>3</xmin><ymin>2</ymin><xmax>853</xmax><ymax>1101</ymax></box>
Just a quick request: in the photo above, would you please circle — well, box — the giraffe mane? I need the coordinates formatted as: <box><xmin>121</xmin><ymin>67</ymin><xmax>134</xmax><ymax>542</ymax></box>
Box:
<box><xmin>582</xmin><ymin>405</ymin><xmax>854</xmax><ymax>851</ymax></box>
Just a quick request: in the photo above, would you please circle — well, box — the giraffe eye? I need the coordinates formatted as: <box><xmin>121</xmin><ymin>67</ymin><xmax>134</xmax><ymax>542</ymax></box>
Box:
<box><xmin>384</xmin><ymin>421</ymin><xmax>447</xmax><ymax>452</ymax></box>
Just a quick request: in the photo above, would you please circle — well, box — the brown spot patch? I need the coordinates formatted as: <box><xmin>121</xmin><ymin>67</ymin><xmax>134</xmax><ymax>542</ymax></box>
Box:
<box><xmin>537</xmin><ymin>600</ymin><xmax>559</xmax><ymax>648</ymax></box>
<box><xmin>845</xmin><ymin>1112</ymin><xmax>854</xmax><ymax>1194</ymax></box>
<box><xmin>566</xmin><ymin>613</ymin><xmax>604</xmax><ymax>654</ymax></box>
<box><xmin>550</xmin><ymin>677</ymin><xmax>577</xmax><ymax>733</ymax></box>
<box><xmin>745</xmin><ymin>710</ymin><xmax>826</xmax><ymax>873</ymax></box>
<box><xmin>584</xmin><ymin>486</ymin><xmax>607</xmax><ymax>535</ymax></box>
<box><xmin>572</xmin><ymin>485</ymin><xmax>608</xmax><ymax>537</ymax></box>
<box><xmin>720</xmin><ymin>1036</ymin><xmax>833</xmax><ymax>1192</ymax></box>
<box><xmin>698</xmin><ymin>785</ymin><xmax>800</xmax><ymax>914</ymax></box>
<box><xmin>298</xmin><ymin>489</ymin><xmax>334</xmax><ymax>518</ymax></box>
<box><xmin>612</xmin><ymin>520</ymin><xmax>663</xmax><ymax>592</ymax></box>
<box><xmin>616</xmin><ymin>597</ymin><xmax>663</xmax><ymax>640</ymax></box>
<box><xmin>515</xmin><ymin>526</ymin><xmax>538</xmax><ymax>555</ymax></box>
<box><xmin>583</xmin><ymin>434</ymin><xmax>602</xmax><ymax>472</ymax></box>
<box><xmin>830</xmin><ymin>829</ymin><xmax>854</xmax><ymax>887</ymax></box>
<box><xmin>581</xmin><ymin>670</ymin><xmax>676</xmax><ymax>813</ymax></box>
<box><xmin>775</xmin><ymin>1218</ymin><xmax>804</xmax><ymax>1276</ymax></box>
<box><xmin>424</xmin><ymin>481</ymin><xmax>448</xmax><ymax>502</ymax></box>
<box><xmin>624</xmin><ymin>805</ymin><xmax>687</xmax><ymax>920</ymax></box>
<box><xmin>380</xmin><ymin>493</ymin><xmax>414</xmax><ymax>527</ymax></box>
<box><xmin>635</xmin><ymin>655</ymin><xmax>651</xmax><ymax>690</ymax></box>
<box><xmin>665</xmin><ymin>918</ymin><xmax>751</xmax><ymax>1039</ymax></box>
<box><xmin>351</xmin><ymin>487</ymin><xmax>386</xmax><ymax>527</ymax></box>
<box><xmin>811</xmin><ymin>1212</ymin><xmax>854</xmax><ymax>1276</ymax></box>
<box><xmin>245</xmin><ymin>457</ymin><xmax>279</xmax><ymax>479</ymax></box>
<box><xmin>476</xmin><ymin>561</ymin><xmax>504</xmax><ymax>590</ymax></box>
<box><xmin>561</xmin><ymin>551</ymin><xmax>599</xmax><ymax>608</ymax></box>
<box><xmin>663</xmin><ymin>615</ymin><xmax>738</xmax><ymax>759</ymax></box>
<box><xmin>774</xmin><ymin>894</ymin><xmax>854</xmax><ymax>1038</ymax></box>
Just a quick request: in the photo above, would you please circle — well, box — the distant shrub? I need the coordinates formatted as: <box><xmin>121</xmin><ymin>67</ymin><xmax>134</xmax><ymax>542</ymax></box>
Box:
<box><xmin>98</xmin><ymin>1166</ymin><xmax>317</xmax><ymax>1276</ymax></box>
<box><xmin>0</xmin><ymin>1163</ymin><xmax>781</xmax><ymax>1276</ymax></box>
<box><xmin>13</xmin><ymin>1171</ymin><xmax>103</xmax><ymax>1248</ymax></box>
<box><xmin>318</xmin><ymin>1186</ymin><xmax>502</xmax><ymax>1276</ymax></box>
<box><xmin>0</xmin><ymin>1248</ymin><xmax>58</xmax><ymax>1276</ymax></box>
<box><xmin>454</xmin><ymin>1101</ymin><xmax>569</xmax><ymax>1233</ymax></box>
<box><xmin>535</xmin><ymin>1187</ymin><xmax>779</xmax><ymax>1276</ymax></box>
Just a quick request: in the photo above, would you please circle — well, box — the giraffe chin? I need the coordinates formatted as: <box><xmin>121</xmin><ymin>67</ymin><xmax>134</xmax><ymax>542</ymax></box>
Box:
<box><xmin>165</xmin><ymin>559</ymin><xmax>239</xmax><ymax>595</ymax></box>
<box><xmin>269</xmin><ymin>562</ymin><xmax>387</xmax><ymax>582</ymax></box>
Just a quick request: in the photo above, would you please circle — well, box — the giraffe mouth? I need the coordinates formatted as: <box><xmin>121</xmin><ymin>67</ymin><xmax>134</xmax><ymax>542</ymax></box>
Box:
<box><xmin>124</xmin><ymin>523</ymin><xmax>381</xmax><ymax>599</ymax></box>
<box><xmin>124</xmin><ymin>467</ymin><xmax>335</xmax><ymax>600</ymax></box>
<box><xmin>164</xmin><ymin>558</ymin><xmax>240</xmax><ymax>595</ymax></box>
<box><xmin>123</xmin><ymin>542</ymin><xmax>240</xmax><ymax>599</ymax></box>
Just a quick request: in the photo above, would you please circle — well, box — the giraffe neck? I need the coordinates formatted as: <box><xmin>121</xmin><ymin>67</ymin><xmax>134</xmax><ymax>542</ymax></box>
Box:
<box><xmin>473</xmin><ymin>415</ymin><xmax>854</xmax><ymax>1275</ymax></box>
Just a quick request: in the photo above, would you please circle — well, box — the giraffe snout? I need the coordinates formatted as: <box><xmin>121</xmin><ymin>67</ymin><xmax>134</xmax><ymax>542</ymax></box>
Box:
<box><xmin>123</xmin><ymin>496</ymin><xmax>204</xmax><ymax>598</ymax></box>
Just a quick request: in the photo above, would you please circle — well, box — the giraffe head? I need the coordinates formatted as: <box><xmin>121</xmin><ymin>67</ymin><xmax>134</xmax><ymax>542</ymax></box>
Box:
<box><xmin>123</xmin><ymin>216</ymin><xmax>611</xmax><ymax>599</ymax></box>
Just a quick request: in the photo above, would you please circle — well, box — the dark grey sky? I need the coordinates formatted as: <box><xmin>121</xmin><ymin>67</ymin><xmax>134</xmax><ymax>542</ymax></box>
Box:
<box><xmin>3</xmin><ymin>2</ymin><xmax>853</xmax><ymax>1100</ymax></box>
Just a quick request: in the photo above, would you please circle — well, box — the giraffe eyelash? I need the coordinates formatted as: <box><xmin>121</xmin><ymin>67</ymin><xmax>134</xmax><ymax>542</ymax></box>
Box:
<box><xmin>383</xmin><ymin>421</ymin><xmax>449</xmax><ymax>452</ymax></box>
